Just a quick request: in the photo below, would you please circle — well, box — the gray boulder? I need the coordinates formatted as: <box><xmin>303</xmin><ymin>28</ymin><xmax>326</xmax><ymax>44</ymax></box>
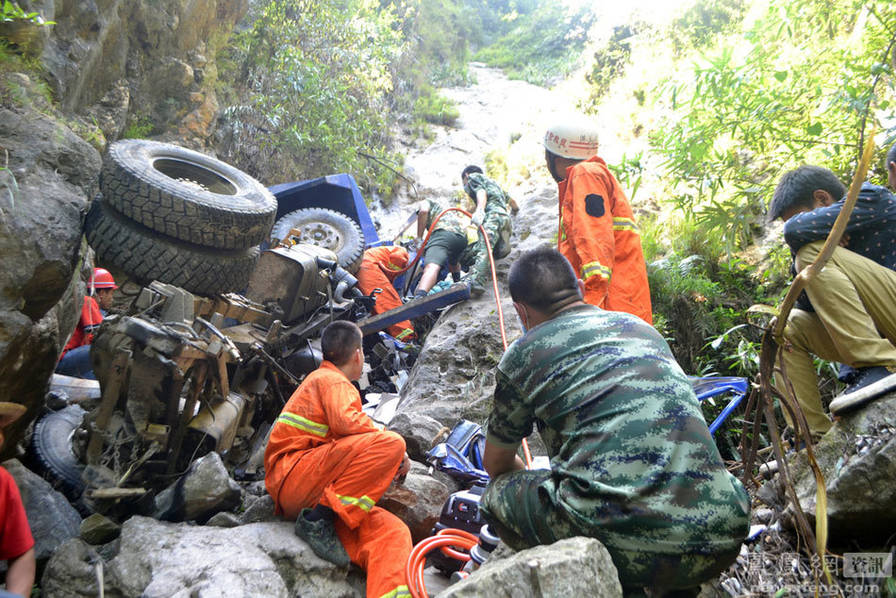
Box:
<box><xmin>398</xmin><ymin>291</ymin><xmax>523</xmax><ymax>427</ymax></box>
<box><xmin>435</xmin><ymin>536</ymin><xmax>623</xmax><ymax>598</ymax></box>
<box><xmin>0</xmin><ymin>101</ymin><xmax>101</xmax><ymax>459</ymax></box>
<box><xmin>788</xmin><ymin>392</ymin><xmax>896</xmax><ymax>545</ymax></box>
<box><xmin>79</xmin><ymin>513</ymin><xmax>121</xmax><ymax>545</ymax></box>
<box><xmin>152</xmin><ymin>452</ymin><xmax>242</xmax><ymax>523</ymax></box>
<box><xmin>4</xmin><ymin>458</ymin><xmax>81</xmax><ymax>563</ymax></box>
<box><xmin>42</xmin><ymin>516</ymin><xmax>365</xmax><ymax>598</ymax></box>
<box><xmin>379</xmin><ymin>468</ymin><xmax>452</xmax><ymax>543</ymax></box>
<box><xmin>388</xmin><ymin>411</ymin><xmax>447</xmax><ymax>462</ymax></box>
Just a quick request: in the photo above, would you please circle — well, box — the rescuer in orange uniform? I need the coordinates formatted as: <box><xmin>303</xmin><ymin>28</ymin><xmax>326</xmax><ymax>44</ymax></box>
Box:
<box><xmin>357</xmin><ymin>246</ymin><xmax>416</xmax><ymax>342</ymax></box>
<box><xmin>264</xmin><ymin>320</ymin><xmax>412</xmax><ymax>598</ymax></box>
<box><xmin>543</xmin><ymin>117</ymin><xmax>653</xmax><ymax>324</ymax></box>
<box><xmin>55</xmin><ymin>267</ymin><xmax>118</xmax><ymax>379</ymax></box>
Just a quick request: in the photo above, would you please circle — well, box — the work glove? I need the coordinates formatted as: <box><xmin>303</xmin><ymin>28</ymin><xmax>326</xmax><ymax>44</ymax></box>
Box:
<box><xmin>428</xmin><ymin>280</ymin><xmax>453</xmax><ymax>295</ymax></box>
<box><xmin>471</xmin><ymin>211</ymin><xmax>484</xmax><ymax>227</ymax></box>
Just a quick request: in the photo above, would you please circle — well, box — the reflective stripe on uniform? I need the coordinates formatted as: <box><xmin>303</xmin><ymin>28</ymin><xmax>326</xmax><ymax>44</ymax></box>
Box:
<box><xmin>613</xmin><ymin>217</ymin><xmax>639</xmax><ymax>233</ymax></box>
<box><xmin>581</xmin><ymin>261</ymin><xmax>611</xmax><ymax>281</ymax></box>
<box><xmin>336</xmin><ymin>493</ymin><xmax>375</xmax><ymax>512</ymax></box>
<box><xmin>276</xmin><ymin>412</ymin><xmax>329</xmax><ymax>437</ymax></box>
<box><xmin>559</xmin><ymin>214</ymin><xmax>567</xmax><ymax>241</ymax></box>
<box><xmin>378</xmin><ymin>585</ymin><xmax>411</xmax><ymax>598</ymax></box>
<box><xmin>395</xmin><ymin>329</ymin><xmax>414</xmax><ymax>341</ymax></box>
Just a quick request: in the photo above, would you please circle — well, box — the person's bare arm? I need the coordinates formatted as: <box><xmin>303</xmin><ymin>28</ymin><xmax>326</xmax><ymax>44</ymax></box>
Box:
<box><xmin>508</xmin><ymin>196</ymin><xmax>520</xmax><ymax>214</ymax></box>
<box><xmin>483</xmin><ymin>440</ymin><xmax>525</xmax><ymax>478</ymax></box>
<box><xmin>6</xmin><ymin>548</ymin><xmax>35</xmax><ymax>597</ymax></box>
<box><xmin>416</xmin><ymin>203</ymin><xmax>430</xmax><ymax>241</ymax></box>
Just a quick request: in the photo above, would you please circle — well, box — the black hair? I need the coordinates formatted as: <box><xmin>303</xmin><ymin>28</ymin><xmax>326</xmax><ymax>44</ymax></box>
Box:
<box><xmin>461</xmin><ymin>165</ymin><xmax>483</xmax><ymax>181</ymax></box>
<box><xmin>321</xmin><ymin>320</ymin><xmax>362</xmax><ymax>366</ymax></box>
<box><xmin>508</xmin><ymin>247</ymin><xmax>582</xmax><ymax>313</ymax></box>
<box><xmin>768</xmin><ymin>165</ymin><xmax>845</xmax><ymax>221</ymax></box>
<box><xmin>887</xmin><ymin>142</ymin><xmax>896</xmax><ymax>170</ymax></box>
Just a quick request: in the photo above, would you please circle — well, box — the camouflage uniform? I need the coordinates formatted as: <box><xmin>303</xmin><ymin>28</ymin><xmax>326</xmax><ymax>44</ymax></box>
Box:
<box><xmin>461</xmin><ymin>173</ymin><xmax>512</xmax><ymax>284</ymax></box>
<box><xmin>482</xmin><ymin>304</ymin><xmax>749</xmax><ymax>591</ymax></box>
<box><xmin>423</xmin><ymin>198</ymin><xmax>467</xmax><ymax>237</ymax></box>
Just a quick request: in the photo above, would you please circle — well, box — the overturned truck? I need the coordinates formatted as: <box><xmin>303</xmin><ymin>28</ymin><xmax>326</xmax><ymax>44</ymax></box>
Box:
<box><xmin>31</xmin><ymin>140</ymin><xmax>467</xmax><ymax>516</ymax></box>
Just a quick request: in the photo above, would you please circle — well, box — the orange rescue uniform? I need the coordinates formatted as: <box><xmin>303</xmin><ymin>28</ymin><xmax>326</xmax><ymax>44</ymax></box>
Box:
<box><xmin>60</xmin><ymin>295</ymin><xmax>103</xmax><ymax>358</ymax></box>
<box><xmin>357</xmin><ymin>246</ymin><xmax>415</xmax><ymax>341</ymax></box>
<box><xmin>557</xmin><ymin>155</ymin><xmax>653</xmax><ymax>324</ymax></box>
<box><xmin>264</xmin><ymin>361</ymin><xmax>411</xmax><ymax>598</ymax></box>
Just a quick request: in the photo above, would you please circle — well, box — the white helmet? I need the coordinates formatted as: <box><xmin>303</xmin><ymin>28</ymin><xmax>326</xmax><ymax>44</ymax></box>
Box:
<box><xmin>543</xmin><ymin>117</ymin><xmax>599</xmax><ymax>160</ymax></box>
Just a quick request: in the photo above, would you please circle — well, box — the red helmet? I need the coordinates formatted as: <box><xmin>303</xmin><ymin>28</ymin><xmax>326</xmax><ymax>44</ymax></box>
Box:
<box><xmin>90</xmin><ymin>268</ymin><xmax>118</xmax><ymax>292</ymax></box>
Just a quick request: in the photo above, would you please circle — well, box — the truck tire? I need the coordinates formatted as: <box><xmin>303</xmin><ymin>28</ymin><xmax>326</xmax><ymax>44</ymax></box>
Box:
<box><xmin>100</xmin><ymin>139</ymin><xmax>277</xmax><ymax>250</ymax></box>
<box><xmin>31</xmin><ymin>405</ymin><xmax>86</xmax><ymax>498</ymax></box>
<box><xmin>271</xmin><ymin>207</ymin><xmax>365</xmax><ymax>273</ymax></box>
<box><xmin>85</xmin><ymin>197</ymin><xmax>259</xmax><ymax>296</ymax></box>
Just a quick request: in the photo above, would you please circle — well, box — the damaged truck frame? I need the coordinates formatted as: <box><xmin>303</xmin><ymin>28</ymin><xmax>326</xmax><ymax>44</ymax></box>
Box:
<box><xmin>32</xmin><ymin>141</ymin><xmax>468</xmax><ymax>516</ymax></box>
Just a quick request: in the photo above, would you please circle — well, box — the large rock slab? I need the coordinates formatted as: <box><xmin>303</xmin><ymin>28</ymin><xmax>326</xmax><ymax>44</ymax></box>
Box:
<box><xmin>0</xmin><ymin>102</ymin><xmax>100</xmax><ymax>459</ymax></box>
<box><xmin>152</xmin><ymin>452</ymin><xmax>242</xmax><ymax>523</ymax></box>
<box><xmin>435</xmin><ymin>536</ymin><xmax>623</xmax><ymax>598</ymax></box>
<box><xmin>788</xmin><ymin>392</ymin><xmax>896</xmax><ymax>545</ymax></box>
<box><xmin>4</xmin><ymin>459</ymin><xmax>81</xmax><ymax>563</ymax></box>
<box><xmin>42</xmin><ymin>516</ymin><xmax>364</xmax><ymax>598</ymax></box>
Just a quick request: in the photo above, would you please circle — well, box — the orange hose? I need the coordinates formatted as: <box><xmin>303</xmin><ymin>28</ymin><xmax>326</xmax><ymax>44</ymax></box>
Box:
<box><xmin>406</xmin><ymin>529</ymin><xmax>479</xmax><ymax>598</ymax></box>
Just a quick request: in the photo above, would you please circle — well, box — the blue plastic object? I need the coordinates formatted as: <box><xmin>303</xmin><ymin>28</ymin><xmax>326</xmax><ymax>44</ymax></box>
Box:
<box><xmin>426</xmin><ymin>420</ymin><xmax>489</xmax><ymax>485</ymax></box>
<box><xmin>689</xmin><ymin>376</ymin><xmax>749</xmax><ymax>435</ymax></box>
<box><xmin>269</xmin><ymin>173</ymin><xmax>386</xmax><ymax>248</ymax></box>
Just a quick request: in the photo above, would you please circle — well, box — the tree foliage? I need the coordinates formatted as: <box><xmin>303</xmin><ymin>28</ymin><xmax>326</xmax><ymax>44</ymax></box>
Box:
<box><xmin>473</xmin><ymin>2</ymin><xmax>594</xmax><ymax>86</ymax></box>
<box><xmin>651</xmin><ymin>0</ymin><xmax>896</xmax><ymax>257</ymax></box>
<box><xmin>216</xmin><ymin>0</ymin><xmax>404</xmax><ymax>191</ymax></box>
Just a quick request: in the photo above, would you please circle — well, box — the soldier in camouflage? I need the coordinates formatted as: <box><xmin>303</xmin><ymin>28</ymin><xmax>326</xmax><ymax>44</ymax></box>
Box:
<box><xmin>481</xmin><ymin>247</ymin><xmax>750</xmax><ymax>596</ymax></box>
<box><xmin>411</xmin><ymin>197</ymin><xmax>471</xmax><ymax>296</ymax></box>
<box><xmin>460</xmin><ymin>166</ymin><xmax>513</xmax><ymax>292</ymax></box>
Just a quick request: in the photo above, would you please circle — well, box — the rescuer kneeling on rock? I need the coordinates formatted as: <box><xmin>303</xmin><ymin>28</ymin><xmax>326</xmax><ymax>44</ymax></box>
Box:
<box><xmin>264</xmin><ymin>321</ymin><xmax>412</xmax><ymax>598</ymax></box>
<box><xmin>480</xmin><ymin>247</ymin><xmax>750</xmax><ymax>596</ymax></box>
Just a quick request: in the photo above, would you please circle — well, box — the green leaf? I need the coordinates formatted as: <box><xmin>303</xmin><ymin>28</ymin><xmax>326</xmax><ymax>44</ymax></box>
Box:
<box><xmin>806</xmin><ymin>122</ymin><xmax>823</xmax><ymax>136</ymax></box>
<box><xmin>773</xmin><ymin>70</ymin><xmax>787</xmax><ymax>81</ymax></box>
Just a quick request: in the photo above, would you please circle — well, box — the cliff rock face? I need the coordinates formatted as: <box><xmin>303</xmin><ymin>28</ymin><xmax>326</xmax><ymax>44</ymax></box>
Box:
<box><xmin>0</xmin><ymin>0</ymin><xmax>248</xmax><ymax>457</ymax></box>
<box><xmin>23</xmin><ymin>0</ymin><xmax>248</xmax><ymax>145</ymax></box>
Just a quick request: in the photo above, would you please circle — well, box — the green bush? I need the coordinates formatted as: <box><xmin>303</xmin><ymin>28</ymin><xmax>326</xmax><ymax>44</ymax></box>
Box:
<box><xmin>473</xmin><ymin>3</ymin><xmax>593</xmax><ymax>86</ymax></box>
<box><xmin>413</xmin><ymin>87</ymin><xmax>459</xmax><ymax>126</ymax></box>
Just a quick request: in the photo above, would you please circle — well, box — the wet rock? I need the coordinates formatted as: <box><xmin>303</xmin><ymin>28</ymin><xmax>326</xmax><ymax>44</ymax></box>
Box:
<box><xmin>380</xmin><ymin>469</ymin><xmax>452</xmax><ymax>543</ymax></box>
<box><xmin>42</xmin><ymin>516</ymin><xmax>365</xmax><ymax>598</ymax></box>
<box><xmin>79</xmin><ymin>513</ymin><xmax>121</xmax><ymax>545</ymax></box>
<box><xmin>152</xmin><ymin>452</ymin><xmax>241</xmax><ymax>523</ymax></box>
<box><xmin>435</xmin><ymin>537</ymin><xmax>623</xmax><ymax>598</ymax></box>
<box><xmin>4</xmin><ymin>459</ymin><xmax>81</xmax><ymax>563</ymax></box>
<box><xmin>787</xmin><ymin>392</ymin><xmax>896</xmax><ymax>545</ymax></box>
<box><xmin>388</xmin><ymin>411</ymin><xmax>447</xmax><ymax>462</ymax></box>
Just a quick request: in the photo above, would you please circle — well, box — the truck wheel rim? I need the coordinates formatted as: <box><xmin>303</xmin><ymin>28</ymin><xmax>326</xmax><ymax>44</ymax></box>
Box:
<box><xmin>300</xmin><ymin>222</ymin><xmax>342</xmax><ymax>250</ymax></box>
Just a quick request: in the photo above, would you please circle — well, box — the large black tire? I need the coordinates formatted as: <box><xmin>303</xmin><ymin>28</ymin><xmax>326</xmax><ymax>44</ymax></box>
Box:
<box><xmin>271</xmin><ymin>207</ymin><xmax>365</xmax><ymax>273</ymax></box>
<box><xmin>85</xmin><ymin>197</ymin><xmax>260</xmax><ymax>296</ymax></box>
<box><xmin>31</xmin><ymin>405</ymin><xmax>86</xmax><ymax>498</ymax></box>
<box><xmin>100</xmin><ymin>139</ymin><xmax>277</xmax><ymax>250</ymax></box>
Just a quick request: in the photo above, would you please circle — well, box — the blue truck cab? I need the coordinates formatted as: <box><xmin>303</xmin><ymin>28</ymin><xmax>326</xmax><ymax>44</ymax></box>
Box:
<box><xmin>268</xmin><ymin>173</ymin><xmax>387</xmax><ymax>250</ymax></box>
